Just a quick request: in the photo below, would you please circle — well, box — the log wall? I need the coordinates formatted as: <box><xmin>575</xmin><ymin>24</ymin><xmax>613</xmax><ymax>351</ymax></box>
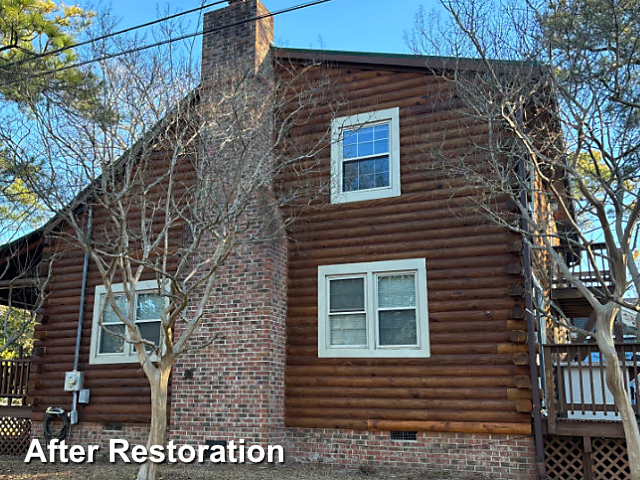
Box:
<box><xmin>278</xmin><ymin>61</ymin><xmax>533</xmax><ymax>436</ymax></box>
<box><xmin>29</xmin><ymin>238</ymin><xmax>152</xmax><ymax>423</ymax></box>
<box><xmin>28</xmin><ymin>152</ymin><xmax>190</xmax><ymax>424</ymax></box>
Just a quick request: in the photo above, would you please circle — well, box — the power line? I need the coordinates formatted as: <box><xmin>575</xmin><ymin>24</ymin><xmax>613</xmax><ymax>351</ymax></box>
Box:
<box><xmin>0</xmin><ymin>0</ymin><xmax>338</xmax><ymax>89</ymax></box>
<box><xmin>1</xmin><ymin>1</ymin><xmax>228</xmax><ymax>71</ymax></box>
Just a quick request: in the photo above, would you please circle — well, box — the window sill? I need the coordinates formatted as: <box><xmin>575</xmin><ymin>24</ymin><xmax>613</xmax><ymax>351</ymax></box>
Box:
<box><xmin>89</xmin><ymin>351</ymin><xmax>157</xmax><ymax>365</ymax></box>
<box><xmin>318</xmin><ymin>347</ymin><xmax>430</xmax><ymax>358</ymax></box>
<box><xmin>331</xmin><ymin>185</ymin><xmax>401</xmax><ymax>204</ymax></box>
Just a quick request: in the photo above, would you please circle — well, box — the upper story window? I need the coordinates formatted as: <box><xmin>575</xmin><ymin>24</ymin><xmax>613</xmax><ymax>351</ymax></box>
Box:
<box><xmin>318</xmin><ymin>258</ymin><xmax>429</xmax><ymax>358</ymax></box>
<box><xmin>89</xmin><ymin>280</ymin><xmax>163</xmax><ymax>365</ymax></box>
<box><xmin>331</xmin><ymin>107</ymin><xmax>401</xmax><ymax>204</ymax></box>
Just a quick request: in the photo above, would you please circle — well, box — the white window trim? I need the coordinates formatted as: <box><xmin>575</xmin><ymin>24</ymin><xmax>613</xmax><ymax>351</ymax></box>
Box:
<box><xmin>330</xmin><ymin>107</ymin><xmax>401</xmax><ymax>204</ymax></box>
<box><xmin>318</xmin><ymin>258</ymin><xmax>429</xmax><ymax>358</ymax></box>
<box><xmin>89</xmin><ymin>280</ymin><xmax>163</xmax><ymax>365</ymax></box>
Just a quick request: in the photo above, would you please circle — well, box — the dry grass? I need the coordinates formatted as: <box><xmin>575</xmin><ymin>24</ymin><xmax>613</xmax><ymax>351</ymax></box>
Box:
<box><xmin>0</xmin><ymin>457</ymin><xmax>473</xmax><ymax>480</ymax></box>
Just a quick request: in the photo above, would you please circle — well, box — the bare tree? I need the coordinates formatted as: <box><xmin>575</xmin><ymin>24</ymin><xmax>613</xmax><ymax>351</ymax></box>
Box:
<box><xmin>0</xmin><ymin>14</ymin><xmax>334</xmax><ymax>480</ymax></box>
<box><xmin>409</xmin><ymin>0</ymin><xmax>640</xmax><ymax>477</ymax></box>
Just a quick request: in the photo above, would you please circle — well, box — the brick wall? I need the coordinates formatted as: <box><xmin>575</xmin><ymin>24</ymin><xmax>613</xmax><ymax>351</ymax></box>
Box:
<box><xmin>30</xmin><ymin>421</ymin><xmax>535</xmax><ymax>477</ymax></box>
<box><xmin>201</xmin><ymin>0</ymin><xmax>273</xmax><ymax>82</ymax></box>
<box><xmin>169</xmin><ymin>237</ymin><xmax>287</xmax><ymax>447</ymax></box>
<box><xmin>170</xmin><ymin>0</ymin><xmax>285</xmax><ymax>449</ymax></box>
<box><xmin>286</xmin><ymin>428</ymin><xmax>536</xmax><ymax>479</ymax></box>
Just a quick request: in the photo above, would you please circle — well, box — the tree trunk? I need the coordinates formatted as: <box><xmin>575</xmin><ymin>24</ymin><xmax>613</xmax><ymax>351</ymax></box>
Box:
<box><xmin>137</xmin><ymin>364</ymin><xmax>171</xmax><ymax>480</ymax></box>
<box><xmin>596</xmin><ymin>306</ymin><xmax>640</xmax><ymax>480</ymax></box>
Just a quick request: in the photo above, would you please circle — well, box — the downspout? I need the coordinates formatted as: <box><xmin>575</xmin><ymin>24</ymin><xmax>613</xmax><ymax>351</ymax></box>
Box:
<box><xmin>70</xmin><ymin>206</ymin><xmax>92</xmax><ymax>425</ymax></box>
<box><xmin>518</xmin><ymin>154</ymin><xmax>545</xmax><ymax>479</ymax></box>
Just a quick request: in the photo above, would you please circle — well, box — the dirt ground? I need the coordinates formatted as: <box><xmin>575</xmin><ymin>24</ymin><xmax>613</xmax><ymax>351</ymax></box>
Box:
<box><xmin>0</xmin><ymin>456</ymin><xmax>480</xmax><ymax>480</ymax></box>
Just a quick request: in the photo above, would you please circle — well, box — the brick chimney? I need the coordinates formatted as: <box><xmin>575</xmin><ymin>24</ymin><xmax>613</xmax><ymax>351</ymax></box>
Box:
<box><xmin>201</xmin><ymin>0</ymin><xmax>274</xmax><ymax>83</ymax></box>
<box><xmin>170</xmin><ymin>0</ymin><xmax>287</xmax><ymax>450</ymax></box>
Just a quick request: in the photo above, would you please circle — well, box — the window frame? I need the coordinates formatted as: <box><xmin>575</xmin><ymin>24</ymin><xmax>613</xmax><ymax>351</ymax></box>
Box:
<box><xmin>89</xmin><ymin>280</ymin><xmax>164</xmax><ymax>365</ymax></box>
<box><xmin>318</xmin><ymin>258</ymin><xmax>429</xmax><ymax>358</ymax></box>
<box><xmin>330</xmin><ymin>107</ymin><xmax>401</xmax><ymax>204</ymax></box>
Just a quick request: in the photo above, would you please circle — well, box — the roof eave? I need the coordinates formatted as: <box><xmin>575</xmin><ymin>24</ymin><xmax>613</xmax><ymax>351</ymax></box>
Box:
<box><xmin>272</xmin><ymin>46</ymin><xmax>538</xmax><ymax>74</ymax></box>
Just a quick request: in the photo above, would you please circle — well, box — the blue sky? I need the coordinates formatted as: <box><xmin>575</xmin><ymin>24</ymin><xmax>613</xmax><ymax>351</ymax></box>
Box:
<box><xmin>98</xmin><ymin>0</ymin><xmax>440</xmax><ymax>54</ymax></box>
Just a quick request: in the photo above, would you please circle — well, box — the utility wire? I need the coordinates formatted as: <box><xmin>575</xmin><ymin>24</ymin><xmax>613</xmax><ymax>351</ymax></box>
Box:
<box><xmin>1</xmin><ymin>1</ymin><xmax>228</xmax><ymax>70</ymax></box>
<box><xmin>0</xmin><ymin>0</ymin><xmax>337</xmax><ymax>89</ymax></box>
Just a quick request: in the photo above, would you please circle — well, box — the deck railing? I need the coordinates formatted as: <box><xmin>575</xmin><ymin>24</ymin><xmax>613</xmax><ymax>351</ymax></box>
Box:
<box><xmin>0</xmin><ymin>358</ymin><xmax>30</xmax><ymax>406</ymax></box>
<box><xmin>552</xmin><ymin>242</ymin><xmax>611</xmax><ymax>289</ymax></box>
<box><xmin>543</xmin><ymin>343</ymin><xmax>640</xmax><ymax>429</ymax></box>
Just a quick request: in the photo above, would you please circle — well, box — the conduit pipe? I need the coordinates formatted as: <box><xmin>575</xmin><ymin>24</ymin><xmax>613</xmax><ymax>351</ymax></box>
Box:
<box><xmin>70</xmin><ymin>206</ymin><xmax>92</xmax><ymax>425</ymax></box>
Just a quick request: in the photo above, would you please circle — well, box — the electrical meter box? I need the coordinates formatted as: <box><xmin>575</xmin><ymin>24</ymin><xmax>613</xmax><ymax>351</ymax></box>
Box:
<box><xmin>64</xmin><ymin>371</ymin><xmax>84</xmax><ymax>392</ymax></box>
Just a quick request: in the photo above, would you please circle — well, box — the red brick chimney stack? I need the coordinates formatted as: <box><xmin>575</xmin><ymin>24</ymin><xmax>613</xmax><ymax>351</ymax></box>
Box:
<box><xmin>200</xmin><ymin>0</ymin><xmax>274</xmax><ymax>84</ymax></box>
<box><xmin>171</xmin><ymin>0</ymin><xmax>286</xmax><ymax>451</ymax></box>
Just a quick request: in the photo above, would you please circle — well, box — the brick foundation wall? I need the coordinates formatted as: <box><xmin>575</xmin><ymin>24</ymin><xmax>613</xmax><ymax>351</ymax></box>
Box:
<box><xmin>31</xmin><ymin>421</ymin><xmax>150</xmax><ymax>460</ymax></box>
<box><xmin>285</xmin><ymin>428</ymin><xmax>536</xmax><ymax>479</ymax></box>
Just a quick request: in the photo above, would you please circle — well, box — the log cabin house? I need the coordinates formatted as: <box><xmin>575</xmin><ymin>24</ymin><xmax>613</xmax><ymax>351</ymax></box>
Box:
<box><xmin>0</xmin><ymin>1</ymin><xmax>634</xmax><ymax>479</ymax></box>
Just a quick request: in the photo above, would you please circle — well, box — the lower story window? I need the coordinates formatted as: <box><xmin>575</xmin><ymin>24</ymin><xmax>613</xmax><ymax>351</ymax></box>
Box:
<box><xmin>318</xmin><ymin>258</ymin><xmax>429</xmax><ymax>358</ymax></box>
<box><xmin>89</xmin><ymin>280</ymin><xmax>163</xmax><ymax>364</ymax></box>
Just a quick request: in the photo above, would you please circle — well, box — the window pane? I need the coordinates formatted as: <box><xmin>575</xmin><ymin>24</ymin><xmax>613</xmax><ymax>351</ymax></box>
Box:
<box><xmin>343</xmin><ymin>161</ymin><xmax>358</xmax><ymax>192</ymax></box>
<box><xmin>343</xmin><ymin>157</ymin><xmax>390</xmax><ymax>193</ymax></box>
<box><xmin>102</xmin><ymin>294</ymin><xmax>127</xmax><ymax>324</ymax></box>
<box><xmin>356</xmin><ymin>127</ymin><xmax>373</xmax><ymax>144</ymax></box>
<box><xmin>374</xmin><ymin>138</ymin><xmax>389</xmax><ymax>154</ymax></box>
<box><xmin>340</xmin><ymin>120</ymin><xmax>392</xmax><ymax>195</ymax></box>
<box><xmin>343</xmin><ymin>161</ymin><xmax>358</xmax><ymax>176</ymax></box>
<box><xmin>329</xmin><ymin>277</ymin><xmax>364</xmax><ymax>312</ymax></box>
<box><xmin>137</xmin><ymin>293</ymin><xmax>162</xmax><ymax>321</ymax></box>
<box><xmin>374</xmin><ymin>156</ymin><xmax>389</xmax><ymax>173</ymax></box>
<box><xmin>343</xmin><ymin>130</ymin><xmax>357</xmax><ymax>159</ymax></box>
<box><xmin>360</xmin><ymin>174</ymin><xmax>375</xmax><ymax>190</ymax></box>
<box><xmin>343</xmin><ymin>125</ymin><xmax>391</xmax><ymax>160</ymax></box>
<box><xmin>374</xmin><ymin>172</ymin><xmax>389</xmax><ymax>188</ymax></box>
<box><xmin>357</xmin><ymin>126</ymin><xmax>374</xmax><ymax>142</ymax></box>
<box><xmin>379</xmin><ymin>310</ymin><xmax>417</xmax><ymax>346</ymax></box>
<box><xmin>137</xmin><ymin>321</ymin><xmax>161</xmax><ymax>351</ymax></box>
<box><xmin>378</xmin><ymin>274</ymin><xmax>416</xmax><ymax>308</ymax></box>
<box><xmin>357</xmin><ymin>141</ymin><xmax>374</xmax><ymax>157</ymax></box>
<box><xmin>343</xmin><ymin>175</ymin><xmax>359</xmax><ymax>192</ymax></box>
<box><xmin>330</xmin><ymin>313</ymin><xmax>366</xmax><ymax>346</ymax></box>
<box><xmin>360</xmin><ymin>158</ymin><xmax>375</xmax><ymax>174</ymax></box>
<box><xmin>374</xmin><ymin>123</ymin><xmax>389</xmax><ymax>139</ymax></box>
<box><xmin>343</xmin><ymin>143</ymin><xmax>357</xmax><ymax>159</ymax></box>
<box><xmin>99</xmin><ymin>324</ymin><xmax>126</xmax><ymax>354</ymax></box>
<box><xmin>343</xmin><ymin>130</ymin><xmax>357</xmax><ymax>145</ymax></box>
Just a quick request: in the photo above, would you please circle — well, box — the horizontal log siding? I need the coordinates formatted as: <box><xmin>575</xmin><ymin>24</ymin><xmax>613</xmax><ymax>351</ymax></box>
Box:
<box><xmin>279</xmin><ymin>63</ymin><xmax>531</xmax><ymax>435</ymax></box>
<box><xmin>30</xmin><ymin>245</ymin><xmax>152</xmax><ymax>422</ymax></box>
<box><xmin>29</xmin><ymin>152</ymin><xmax>189</xmax><ymax>423</ymax></box>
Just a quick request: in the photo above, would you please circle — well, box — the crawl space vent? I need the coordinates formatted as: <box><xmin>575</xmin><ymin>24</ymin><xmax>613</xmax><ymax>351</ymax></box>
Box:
<box><xmin>390</xmin><ymin>431</ymin><xmax>417</xmax><ymax>441</ymax></box>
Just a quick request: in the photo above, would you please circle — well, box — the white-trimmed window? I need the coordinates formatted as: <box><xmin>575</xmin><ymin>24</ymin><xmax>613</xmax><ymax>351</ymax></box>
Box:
<box><xmin>331</xmin><ymin>107</ymin><xmax>401</xmax><ymax>204</ymax></box>
<box><xmin>89</xmin><ymin>280</ymin><xmax>163</xmax><ymax>365</ymax></box>
<box><xmin>318</xmin><ymin>258</ymin><xmax>429</xmax><ymax>358</ymax></box>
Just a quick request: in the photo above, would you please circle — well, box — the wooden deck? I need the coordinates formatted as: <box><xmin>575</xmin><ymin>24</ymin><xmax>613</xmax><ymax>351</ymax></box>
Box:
<box><xmin>551</xmin><ymin>243</ymin><xmax>614</xmax><ymax>318</ymax></box>
<box><xmin>541</xmin><ymin>343</ymin><xmax>637</xmax><ymax>479</ymax></box>
<box><xmin>552</xmin><ymin>243</ymin><xmax>612</xmax><ymax>291</ymax></box>
<box><xmin>0</xmin><ymin>358</ymin><xmax>30</xmax><ymax>407</ymax></box>
<box><xmin>0</xmin><ymin>358</ymin><xmax>31</xmax><ymax>456</ymax></box>
<box><xmin>542</xmin><ymin>343</ymin><xmax>640</xmax><ymax>436</ymax></box>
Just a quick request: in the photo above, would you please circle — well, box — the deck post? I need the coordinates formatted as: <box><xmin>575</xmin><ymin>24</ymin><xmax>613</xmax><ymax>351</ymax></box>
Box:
<box><xmin>582</xmin><ymin>436</ymin><xmax>593</xmax><ymax>480</ymax></box>
<box><xmin>543</xmin><ymin>348</ymin><xmax>557</xmax><ymax>434</ymax></box>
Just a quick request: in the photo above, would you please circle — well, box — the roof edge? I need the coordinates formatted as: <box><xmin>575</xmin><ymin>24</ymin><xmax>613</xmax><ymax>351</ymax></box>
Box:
<box><xmin>272</xmin><ymin>46</ymin><xmax>537</xmax><ymax>72</ymax></box>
